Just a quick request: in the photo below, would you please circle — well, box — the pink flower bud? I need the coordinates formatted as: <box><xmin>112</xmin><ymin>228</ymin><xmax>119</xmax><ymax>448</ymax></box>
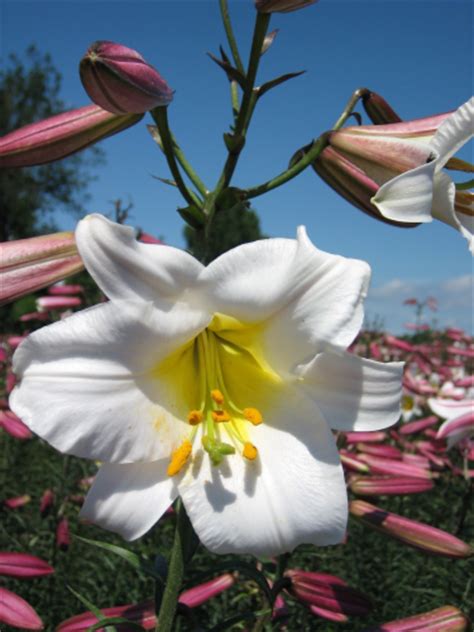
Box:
<box><xmin>343</xmin><ymin>431</ymin><xmax>387</xmax><ymax>444</ymax></box>
<box><xmin>48</xmin><ymin>284</ymin><xmax>84</xmax><ymax>295</ymax></box>
<box><xmin>356</xmin><ymin>443</ymin><xmax>402</xmax><ymax>459</ymax></box>
<box><xmin>138</xmin><ymin>232</ymin><xmax>164</xmax><ymax>244</ymax></box>
<box><xmin>0</xmin><ymin>105</ymin><xmax>143</xmax><ymax>168</ymax></box>
<box><xmin>349</xmin><ymin>475</ymin><xmax>434</xmax><ymax>496</ymax></box>
<box><xmin>446</xmin><ymin>345</ymin><xmax>474</xmax><ymax>358</ymax></box>
<box><xmin>179</xmin><ymin>573</ymin><xmax>234</xmax><ymax>608</ymax></box>
<box><xmin>56</xmin><ymin>600</ymin><xmax>155</xmax><ymax>631</ymax></box>
<box><xmin>364</xmin><ymin>605</ymin><xmax>469</xmax><ymax>631</ymax></box>
<box><xmin>255</xmin><ymin>0</ymin><xmax>319</xmax><ymax>12</ymax></box>
<box><xmin>286</xmin><ymin>569</ymin><xmax>371</xmax><ymax>619</ymax></box>
<box><xmin>339</xmin><ymin>451</ymin><xmax>371</xmax><ymax>473</ymax></box>
<box><xmin>4</xmin><ymin>495</ymin><xmax>31</xmax><ymax>509</ymax></box>
<box><xmin>386</xmin><ymin>335</ymin><xmax>415</xmax><ymax>353</ymax></box>
<box><xmin>56</xmin><ymin>518</ymin><xmax>71</xmax><ymax>551</ymax></box>
<box><xmin>19</xmin><ymin>312</ymin><xmax>50</xmax><ymax>322</ymax></box>
<box><xmin>399</xmin><ymin>415</ymin><xmax>438</xmax><ymax>435</ymax></box>
<box><xmin>36</xmin><ymin>296</ymin><xmax>82</xmax><ymax>310</ymax></box>
<box><xmin>0</xmin><ymin>410</ymin><xmax>33</xmax><ymax>440</ymax></box>
<box><xmin>454</xmin><ymin>376</ymin><xmax>474</xmax><ymax>388</ymax></box>
<box><xmin>369</xmin><ymin>341</ymin><xmax>383</xmax><ymax>360</ymax></box>
<box><xmin>0</xmin><ymin>232</ymin><xmax>83</xmax><ymax>305</ymax></box>
<box><xmin>350</xmin><ymin>500</ymin><xmax>473</xmax><ymax>558</ymax></box>
<box><xmin>7</xmin><ymin>336</ymin><xmax>27</xmax><ymax>349</ymax></box>
<box><xmin>0</xmin><ymin>552</ymin><xmax>54</xmax><ymax>578</ymax></box>
<box><xmin>362</xmin><ymin>90</ymin><xmax>402</xmax><ymax>125</ymax></box>
<box><xmin>80</xmin><ymin>41</ymin><xmax>173</xmax><ymax>114</ymax></box>
<box><xmin>356</xmin><ymin>454</ymin><xmax>432</xmax><ymax>479</ymax></box>
<box><xmin>0</xmin><ymin>587</ymin><xmax>44</xmax><ymax>630</ymax></box>
<box><xmin>39</xmin><ymin>489</ymin><xmax>55</xmax><ymax>516</ymax></box>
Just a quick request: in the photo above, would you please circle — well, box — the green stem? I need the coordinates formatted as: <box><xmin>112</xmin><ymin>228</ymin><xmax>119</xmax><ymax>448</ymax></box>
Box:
<box><xmin>219</xmin><ymin>0</ymin><xmax>245</xmax><ymax>74</ymax></box>
<box><xmin>151</xmin><ymin>106</ymin><xmax>202</xmax><ymax>207</ymax></box>
<box><xmin>156</xmin><ymin>502</ymin><xmax>190</xmax><ymax>632</ymax></box>
<box><xmin>170</xmin><ymin>133</ymin><xmax>209</xmax><ymax>197</ymax></box>
<box><xmin>332</xmin><ymin>86</ymin><xmax>369</xmax><ymax>131</ymax></box>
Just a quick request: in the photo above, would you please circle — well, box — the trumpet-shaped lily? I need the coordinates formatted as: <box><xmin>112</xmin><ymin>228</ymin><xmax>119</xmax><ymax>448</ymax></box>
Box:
<box><xmin>314</xmin><ymin>98</ymin><xmax>474</xmax><ymax>253</ymax></box>
<box><xmin>10</xmin><ymin>214</ymin><xmax>403</xmax><ymax>556</ymax></box>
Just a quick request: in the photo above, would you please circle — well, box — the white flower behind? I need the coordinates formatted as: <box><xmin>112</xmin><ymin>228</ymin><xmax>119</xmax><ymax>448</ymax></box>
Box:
<box><xmin>10</xmin><ymin>214</ymin><xmax>403</xmax><ymax>556</ymax></box>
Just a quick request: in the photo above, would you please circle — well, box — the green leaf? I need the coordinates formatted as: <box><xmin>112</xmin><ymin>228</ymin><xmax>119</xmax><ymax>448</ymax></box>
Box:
<box><xmin>455</xmin><ymin>178</ymin><xmax>474</xmax><ymax>190</ymax></box>
<box><xmin>66</xmin><ymin>585</ymin><xmax>109</xmax><ymax>623</ymax></box>
<box><xmin>75</xmin><ymin>535</ymin><xmax>163</xmax><ymax>582</ymax></box>
<box><xmin>207</xmin><ymin>52</ymin><xmax>246</xmax><ymax>89</ymax></box>
<box><xmin>258</xmin><ymin>70</ymin><xmax>306</xmax><ymax>99</ymax></box>
<box><xmin>88</xmin><ymin>617</ymin><xmax>145</xmax><ymax>631</ymax></box>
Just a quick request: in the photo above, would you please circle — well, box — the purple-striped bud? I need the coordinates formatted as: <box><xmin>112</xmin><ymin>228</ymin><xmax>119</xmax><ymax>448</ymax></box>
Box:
<box><xmin>0</xmin><ymin>587</ymin><xmax>44</xmax><ymax>630</ymax></box>
<box><xmin>0</xmin><ymin>105</ymin><xmax>143</xmax><ymax>168</ymax></box>
<box><xmin>349</xmin><ymin>475</ymin><xmax>434</xmax><ymax>496</ymax></box>
<box><xmin>0</xmin><ymin>232</ymin><xmax>83</xmax><ymax>305</ymax></box>
<box><xmin>0</xmin><ymin>552</ymin><xmax>54</xmax><ymax>578</ymax></box>
<box><xmin>179</xmin><ymin>573</ymin><xmax>234</xmax><ymax>608</ymax></box>
<box><xmin>286</xmin><ymin>569</ymin><xmax>371</xmax><ymax>621</ymax></box>
<box><xmin>350</xmin><ymin>500</ymin><xmax>473</xmax><ymax>558</ymax></box>
<box><xmin>361</xmin><ymin>91</ymin><xmax>402</xmax><ymax>125</ymax></box>
<box><xmin>255</xmin><ymin>0</ymin><xmax>318</xmax><ymax>13</ymax></box>
<box><xmin>80</xmin><ymin>41</ymin><xmax>173</xmax><ymax>114</ymax></box>
<box><xmin>363</xmin><ymin>605</ymin><xmax>470</xmax><ymax>631</ymax></box>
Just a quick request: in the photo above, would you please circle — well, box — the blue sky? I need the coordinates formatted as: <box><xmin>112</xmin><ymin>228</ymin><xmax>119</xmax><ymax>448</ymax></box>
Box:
<box><xmin>1</xmin><ymin>0</ymin><xmax>472</xmax><ymax>333</ymax></box>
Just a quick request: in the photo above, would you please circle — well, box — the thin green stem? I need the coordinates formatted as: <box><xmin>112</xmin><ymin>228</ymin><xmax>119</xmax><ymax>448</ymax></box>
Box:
<box><xmin>219</xmin><ymin>0</ymin><xmax>245</xmax><ymax>74</ymax></box>
<box><xmin>150</xmin><ymin>106</ymin><xmax>202</xmax><ymax>208</ymax></box>
<box><xmin>156</xmin><ymin>501</ymin><xmax>190</xmax><ymax>632</ymax></box>
<box><xmin>332</xmin><ymin>87</ymin><xmax>369</xmax><ymax>131</ymax></box>
<box><xmin>170</xmin><ymin>132</ymin><xmax>208</xmax><ymax>197</ymax></box>
<box><xmin>230</xmin><ymin>80</ymin><xmax>239</xmax><ymax>120</ymax></box>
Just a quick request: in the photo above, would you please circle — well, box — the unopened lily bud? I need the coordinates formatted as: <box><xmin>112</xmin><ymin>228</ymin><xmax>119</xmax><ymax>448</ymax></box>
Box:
<box><xmin>356</xmin><ymin>454</ymin><xmax>432</xmax><ymax>479</ymax></box>
<box><xmin>4</xmin><ymin>494</ymin><xmax>31</xmax><ymax>509</ymax></box>
<box><xmin>39</xmin><ymin>489</ymin><xmax>55</xmax><ymax>516</ymax></box>
<box><xmin>0</xmin><ymin>104</ymin><xmax>142</xmax><ymax>168</ymax></box>
<box><xmin>0</xmin><ymin>587</ymin><xmax>44</xmax><ymax>631</ymax></box>
<box><xmin>349</xmin><ymin>475</ymin><xmax>434</xmax><ymax>496</ymax></box>
<box><xmin>399</xmin><ymin>415</ymin><xmax>438</xmax><ymax>435</ymax></box>
<box><xmin>56</xmin><ymin>518</ymin><xmax>71</xmax><ymax>551</ymax></box>
<box><xmin>339</xmin><ymin>450</ymin><xmax>371</xmax><ymax>473</ymax></box>
<box><xmin>0</xmin><ymin>232</ymin><xmax>83</xmax><ymax>305</ymax></box>
<box><xmin>361</xmin><ymin>90</ymin><xmax>402</xmax><ymax>125</ymax></box>
<box><xmin>57</xmin><ymin>600</ymin><xmax>155</xmax><ymax>631</ymax></box>
<box><xmin>0</xmin><ymin>552</ymin><xmax>54</xmax><ymax>578</ymax></box>
<box><xmin>80</xmin><ymin>41</ymin><xmax>173</xmax><ymax>114</ymax></box>
<box><xmin>48</xmin><ymin>284</ymin><xmax>84</xmax><ymax>295</ymax></box>
<box><xmin>356</xmin><ymin>443</ymin><xmax>402</xmax><ymax>459</ymax></box>
<box><xmin>350</xmin><ymin>500</ymin><xmax>473</xmax><ymax>558</ymax></box>
<box><xmin>36</xmin><ymin>295</ymin><xmax>82</xmax><ymax>311</ymax></box>
<box><xmin>364</xmin><ymin>605</ymin><xmax>470</xmax><ymax>631</ymax></box>
<box><xmin>255</xmin><ymin>0</ymin><xmax>318</xmax><ymax>13</ymax></box>
<box><xmin>343</xmin><ymin>431</ymin><xmax>387</xmax><ymax>444</ymax></box>
<box><xmin>179</xmin><ymin>573</ymin><xmax>235</xmax><ymax>608</ymax></box>
<box><xmin>0</xmin><ymin>409</ymin><xmax>32</xmax><ymax>440</ymax></box>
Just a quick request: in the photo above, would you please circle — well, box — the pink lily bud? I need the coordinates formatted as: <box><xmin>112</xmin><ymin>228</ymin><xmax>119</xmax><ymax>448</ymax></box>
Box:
<box><xmin>4</xmin><ymin>495</ymin><xmax>31</xmax><ymax>509</ymax></box>
<box><xmin>0</xmin><ymin>232</ymin><xmax>83</xmax><ymax>305</ymax></box>
<box><xmin>255</xmin><ymin>0</ymin><xmax>318</xmax><ymax>13</ymax></box>
<box><xmin>19</xmin><ymin>312</ymin><xmax>50</xmax><ymax>322</ymax></box>
<box><xmin>364</xmin><ymin>605</ymin><xmax>470</xmax><ymax>631</ymax></box>
<box><xmin>446</xmin><ymin>346</ymin><xmax>474</xmax><ymax>358</ymax></box>
<box><xmin>362</xmin><ymin>90</ymin><xmax>402</xmax><ymax>125</ymax></box>
<box><xmin>343</xmin><ymin>431</ymin><xmax>387</xmax><ymax>444</ymax></box>
<box><xmin>179</xmin><ymin>573</ymin><xmax>234</xmax><ymax>608</ymax></box>
<box><xmin>39</xmin><ymin>489</ymin><xmax>55</xmax><ymax>516</ymax></box>
<box><xmin>402</xmin><ymin>454</ymin><xmax>431</xmax><ymax>469</ymax></box>
<box><xmin>0</xmin><ymin>409</ymin><xmax>33</xmax><ymax>440</ymax></box>
<box><xmin>350</xmin><ymin>500</ymin><xmax>473</xmax><ymax>558</ymax></box>
<box><xmin>349</xmin><ymin>475</ymin><xmax>434</xmax><ymax>496</ymax></box>
<box><xmin>454</xmin><ymin>376</ymin><xmax>474</xmax><ymax>388</ymax></box>
<box><xmin>56</xmin><ymin>518</ymin><xmax>70</xmax><ymax>551</ymax></box>
<box><xmin>138</xmin><ymin>232</ymin><xmax>163</xmax><ymax>245</ymax></box>
<box><xmin>386</xmin><ymin>335</ymin><xmax>414</xmax><ymax>353</ymax></box>
<box><xmin>6</xmin><ymin>371</ymin><xmax>17</xmax><ymax>394</ymax></box>
<box><xmin>48</xmin><ymin>284</ymin><xmax>84</xmax><ymax>295</ymax></box>
<box><xmin>446</xmin><ymin>327</ymin><xmax>465</xmax><ymax>341</ymax></box>
<box><xmin>356</xmin><ymin>454</ymin><xmax>432</xmax><ymax>479</ymax></box>
<box><xmin>339</xmin><ymin>451</ymin><xmax>371</xmax><ymax>473</ymax></box>
<box><xmin>80</xmin><ymin>41</ymin><xmax>173</xmax><ymax>114</ymax></box>
<box><xmin>0</xmin><ymin>552</ymin><xmax>54</xmax><ymax>578</ymax></box>
<box><xmin>0</xmin><ymin>587</ymin><xmax>44</xmax><ymax>630</ymax></box>
<box><xmin>7</xmin><ymin>336</ymin><xmax>27</xmax><ymax>349</ymax></box>
<box><xmin>399</xmin><ymin>415</ymin><xmax>438</xmax><ymax>435</ymax></box>
<box><xmin>356</xmin><ymin>443</ymin><xmax>402</xmax><ymax>459</ymax></box>
<box><xmin>286</xmin><ymin>569</ymin><xmax>371</xmax><ymax>620</ymax></box>
<box><xmin>67</xmin><ymin>494</ymin><xmax>85</xmax><ymax>506</ymax></box>
<box><xmin>56</xmin><ymin>600</ymin><xmax>155</xmax><ymax>631</ymax></box>
<box><xmin>436</xmin><ymin>411</ymin><xmax>474</xmax><ymax>450</ymax></box>
<box><xmin>36</xmin><ymin>296</ymin><xmax>82</xmax><ymax>310</ymax></box>
<box><xmin>0</xmin><ymin>104</ymin><xmax>142</xmax><ymax>168</ymax></box>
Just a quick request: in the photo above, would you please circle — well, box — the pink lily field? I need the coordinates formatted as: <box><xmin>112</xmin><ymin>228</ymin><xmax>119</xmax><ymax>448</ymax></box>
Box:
<box><xmin>1</xmin><ymin>0</ymin><xmax>472</xmax><ymax>629</ymax></box>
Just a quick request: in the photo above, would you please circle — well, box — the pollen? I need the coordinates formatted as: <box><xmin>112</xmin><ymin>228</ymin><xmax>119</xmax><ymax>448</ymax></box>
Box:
<box><xmin>212</xmin><ymin>409</ymin><xmax>231</xmax><ymax>423</ymax></box>
<box><xmin>187</xmin><ymin>410</ymin><xmax>203</xmax><ymax>425</ymax></box>
<box><xmin>210</xmin><ymin>389</ymin><xmax>225</xmax><ymax>405</ymax></box>
<box><xmin>167</xmin><ymin>439</ymin><xmax>192</xmax><ymax>476</ymax></box>
<box><xmin>243</xmin><ymin>442</ymin><xmax>258</xmax><ymax>461</ymax></box>
<box><xmin>243</xmin><ymin>407</ymin><xmax>263</xmax><ymax>425</ymax></box>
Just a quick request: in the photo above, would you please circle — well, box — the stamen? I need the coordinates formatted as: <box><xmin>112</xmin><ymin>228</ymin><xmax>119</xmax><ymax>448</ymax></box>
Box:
<box><xmin>243</xmin><ymin>442</ymin><xmax>258</xmax><ymax>461</ymax></box>
<box><xmin>243</xmin><ymin>407</ymin><xmax>263</xmax><ymax>425</ymax></box>
<box><xmin>187</xmin><ymin>410</ymin><xmax>203</xmax><ymax>425</ymax></box>
<box><xmin>167</xmin><ymin>439</ymin><xmax>192</xmax><ymax>476</ymax></box>
<box><xmin>212</xmin><ymin>409</ymin><xmax>231</xmax><ymax>423</ymax></box>
<box><xmin>211</xmin><ymin>389</ymin><xmax>225</xmax><ymax>405</ymax></box>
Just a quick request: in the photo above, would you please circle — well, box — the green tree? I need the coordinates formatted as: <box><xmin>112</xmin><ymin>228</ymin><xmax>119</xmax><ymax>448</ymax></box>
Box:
<box><xmin>0</xmin><ymin>45</ymin><xmax>103</xmax><ymax>241</ymax></box>
<box><xmin>184</xmin><ymin>202</ymin><xmax>266</xmax><ymax>263</ymax></box>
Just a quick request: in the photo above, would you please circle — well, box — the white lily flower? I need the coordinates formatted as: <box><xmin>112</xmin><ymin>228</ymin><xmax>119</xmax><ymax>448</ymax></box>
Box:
<box><xmin>10</xmin><ymin>214</ymin><xmax>403</xmax><ymax>556</ymax></box>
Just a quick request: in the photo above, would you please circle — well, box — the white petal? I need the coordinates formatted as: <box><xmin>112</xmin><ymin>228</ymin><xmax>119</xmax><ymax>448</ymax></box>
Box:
<box><xmin>428</xmin><ymin>397</ymin><xmax>473</xmax><ymax>421</ymax></box>
<box><xmin>431</xmin><ymin>172</ymin><xmax>458</xmax><ymax>229</ymax></box>
<box><xmin>430</xmin><ymin>98</ymin><xmax>474</xmax><ymax>169</ymax></box>
<box><xmin>297</xmin><ymin>352</ymin><xmax>403</xmax><ymax>431</ymax></box>
<box><xmin>80</xmin><ymin>460</ymin><xmax>177</xmax><ymax>540</ymax></box>
<box><xmin>10</xmin><ymin>300</ymin><xmax>210</xmax><ymax>463</ymax></box>
<box><xmin>179</xmin><ymin>391</ymin><xmax>347</xmax><ymax>556</ymax></box>
<box><xmin>371</xmin><ymin>158</ymin><xmax>437</xmax><ymax>224</ymax></box>
<box><xmin>76</xmin><ymin>214</ymin><xmax>204</xmax><ymax>304</ymax></box>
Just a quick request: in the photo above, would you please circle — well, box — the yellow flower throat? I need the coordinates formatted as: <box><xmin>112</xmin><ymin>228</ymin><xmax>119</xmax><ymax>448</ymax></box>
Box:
<box><xmin>155</xmin><ymin>313</ymin><xmax>281</xmax><ymax>477</ymax></box>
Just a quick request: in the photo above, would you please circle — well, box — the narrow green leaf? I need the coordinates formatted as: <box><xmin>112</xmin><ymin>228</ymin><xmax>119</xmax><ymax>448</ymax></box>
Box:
<box><xmin>455</xmin><ymin>178</ymin><xmax>474</xmax><ymax>190</ymax></box>
<box><xmin>66</xmin><ymin>584</ymin><xmax>107</xmax><ymax>620</ymax></box>
<box><xmin>88</xmin><ymin>616</ymin><xmax>145</xmax><ymax>631</ymax></box>
<box><xmin>258</xmin><ymin>70</ymin><xmax>306</xmax><ymax>98</ymax></box>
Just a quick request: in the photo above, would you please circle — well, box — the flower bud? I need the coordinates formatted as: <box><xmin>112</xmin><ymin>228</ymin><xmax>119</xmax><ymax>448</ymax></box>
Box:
<box><xmin>343</xmin><ymin>431</ymin><xmax>387</xmax><ymax>444</ymax></box>
<box><xmin>350</xmin><ymin>500</ymin><xmax>473</xmax><ymax>558</ymax></box>
<box><xmin>56</xmin><ymin>518</ymin><xmax>71</xmax><ymax>551</ymax></box>
<box><xmin>364</xmin><ymin>605</ymin><xmax>470</xmax><ymax>631</ymax></box>
<box><xmin>361</xmin><ymin>90</ymin><xmax>402</xmax><ymax>125</ymax></box>
<box><xmin>0</xmin><ymin>232</ymin><xmax>83</xmax><ymax>306</ymax></box>
<box><xmin>356</xmin><ymin>443</ymin><xmax>402</xmax><ymax>459</ymax></box>
<box><xmin>0</xmin><ymin>409</ymin><xmax>33</xmax><ymax>440</ymax></box>
<box><xmin>0</xmin><ymin>105</ymin><xmax>143</xmax><ymax>168</ymax></box>
<box><xmin>80</xmin><ymin>41</ymin><xmax>173</xmax><ymax>114</ymax></box>
<box><xmin>4</xmin><ymin>495</ymin><xmax>31</xmax><ymax>509</ymax></box>
<box><xmin>36</xmin><ymin>296</ymin><xmax>82</xmax><ymax>311</ymax></box>
<box><xmin>399</xmin><ymin>415</ymin><xmax>438</xmax><ymax>435</ymax></box>
<box><xmin>0</xmin><ymin>587</ymin><xmax>44</xmax><ymax>631</ymax></box>
<box><xmin>255</xmin><ymin>0</ymin><xmax>318</xmax><ymax>12</ymax></box>
<box><xmin>0</xmin><ymin>552</ymin><xmax>54</xmax><ymax>578</ymax></box>
<box><xmin>48</xmin><ymin>284</ymin><xmax>84</xmax><ymax>295</ymax></box>
<box><xmin>356</xmin><ymin>454</ymin><xmax>432</xmax><ymax>479</ymax></box>
<box><xmin>349</xmin><ymin>475</ymin><xmax>434</xmax><ymax>496</ymax></box>
<box><xmin>179</xmin><ymin>573</ymin><xmax>235</xmax><ymax>608</ymax></box>
<box><xmin>39</xmin><ymin>489</ymin><xmax>55</xmax><ymax>516</ymax></box>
